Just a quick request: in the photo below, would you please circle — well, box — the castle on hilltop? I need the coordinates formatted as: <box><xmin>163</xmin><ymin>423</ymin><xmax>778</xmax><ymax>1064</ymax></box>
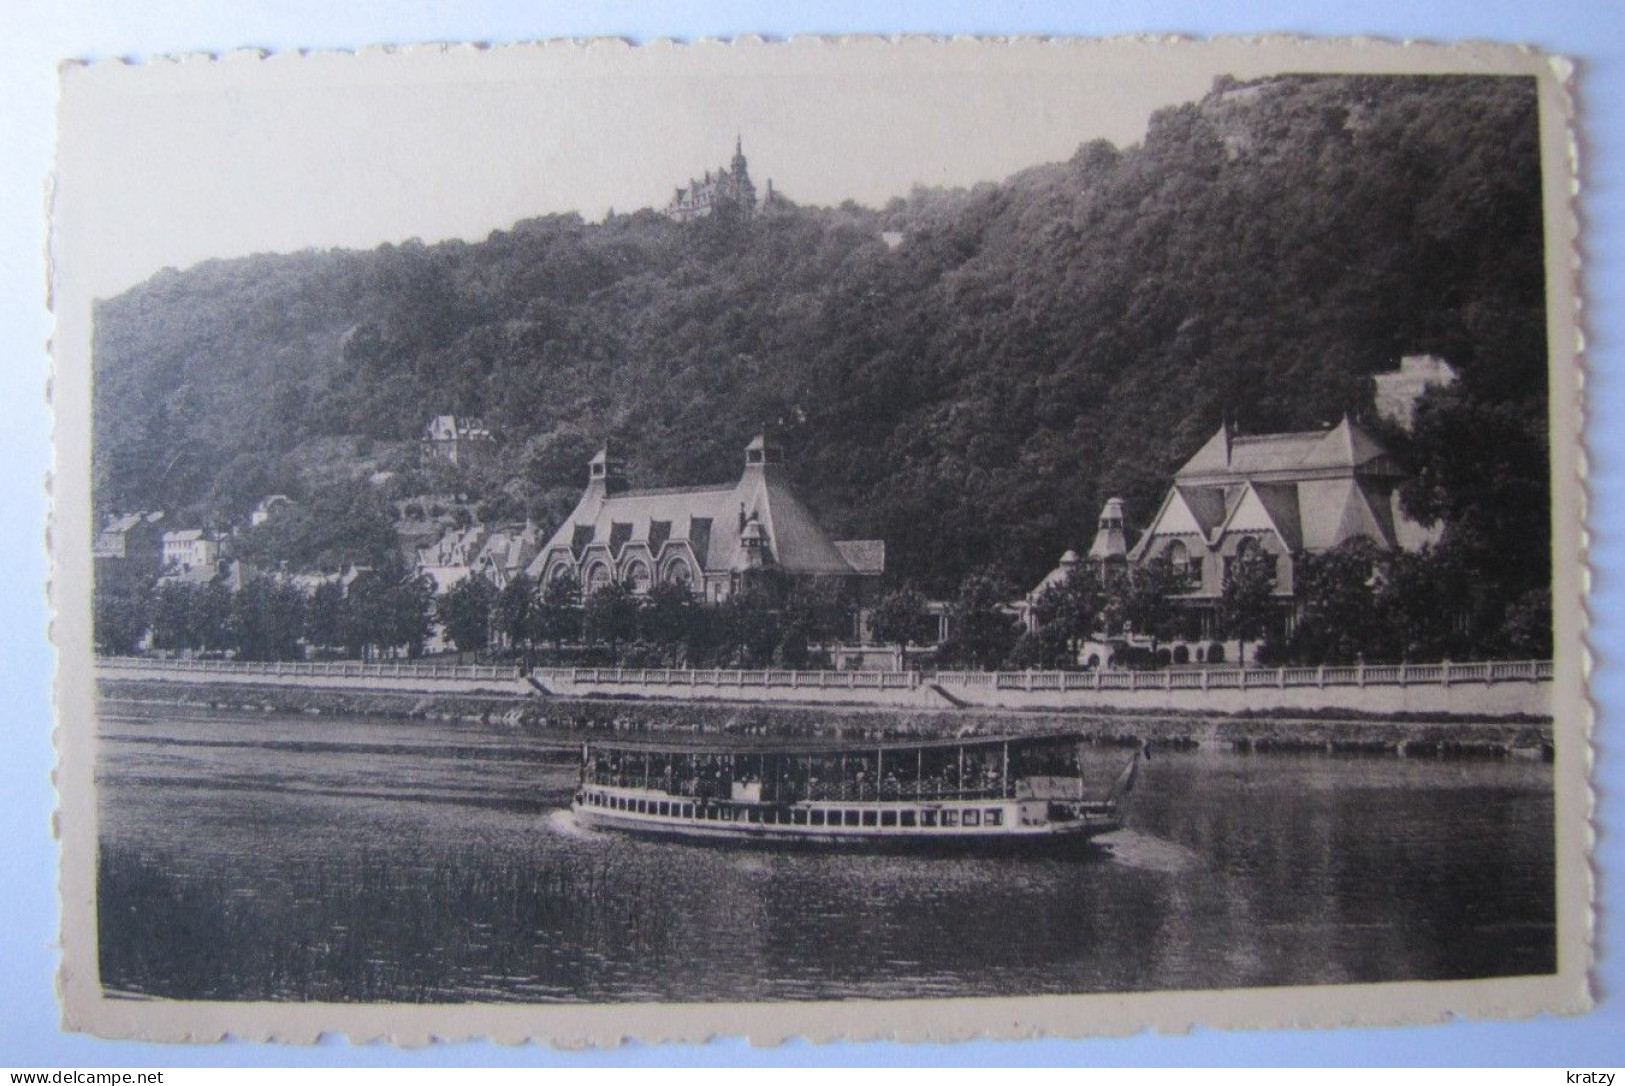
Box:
<box><xmin>664</xmin><ymin>137</ymin><xmax>764</xmax><ymax>223</ymax></box>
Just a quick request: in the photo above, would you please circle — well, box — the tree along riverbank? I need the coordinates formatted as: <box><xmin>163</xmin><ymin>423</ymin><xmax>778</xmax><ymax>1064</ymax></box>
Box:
<box><xmin>98</xmin><ymin>678</ymin><xmax>1553</xmax><ymax>760</ymax></box>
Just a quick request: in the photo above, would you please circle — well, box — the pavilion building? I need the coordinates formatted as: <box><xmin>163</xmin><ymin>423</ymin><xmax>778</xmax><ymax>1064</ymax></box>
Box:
<box><xmin>525</xmin><ymin>435</ymin><xmax>884</xmax><ymax>610</ymax></box>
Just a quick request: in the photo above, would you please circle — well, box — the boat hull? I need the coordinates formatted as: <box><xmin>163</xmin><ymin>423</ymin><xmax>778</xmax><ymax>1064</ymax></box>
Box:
<box><xmin>569</xmin><ymin>794</ymin><xmax>1121</xmax><ymax>854</ymax></box>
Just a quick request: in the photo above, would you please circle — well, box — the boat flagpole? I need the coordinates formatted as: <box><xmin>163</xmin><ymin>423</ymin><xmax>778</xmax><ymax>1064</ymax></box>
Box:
<box><xmin>1107</xmin><ymin>743</ymin><xmax>1145</xmax><ymax>803</ymax></box>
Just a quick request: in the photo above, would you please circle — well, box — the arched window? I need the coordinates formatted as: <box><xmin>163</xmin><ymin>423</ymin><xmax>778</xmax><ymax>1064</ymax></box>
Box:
<box><xmin>662</xmin><ymin>557</ymin><xmax>695</xmax><ymax>589</ymax></box>
<box><xmin>1164</xmin><ymin>539</ymin><xmax>1199</xmax><ymax>587</ymax></box>
<box><xmin>624</xmin><ymin>560</ymin><xmax>651</xmax><ymax>595</ymax></box>
<box><xmin>1230</xmin><ymin>535</ymin><xmax>1277</xmax><ymax>587</ymax></box>
<box><xmin>585</xmin><ymin>562</ymin><xmax>612</xmax><ymax>595</ymax></box>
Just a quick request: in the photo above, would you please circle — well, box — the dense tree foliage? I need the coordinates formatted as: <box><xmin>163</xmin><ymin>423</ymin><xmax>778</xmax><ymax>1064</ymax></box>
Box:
<box><xmin>94</xmin><ymin>74</ymin><xmax>1548</xmax><ymax>614</ymax></box>
<box><xmin>437</xmin><ymin>574</ymin><xmax>497</xmax><ymax>656</ymax></box>
<box><xmin>869</xmin><ymin>586</ymin><xmax>934</xmax><ymax>649</ymax></box>
<box><xmin>1216</xmin><ymin>549</ymin><xmax>1279</xmax><ymax>663</ymax></box>
<box><xmin>938</xmin><ymin>570</ymin><xmax>1022</xmax><ymax>671</ymax></box>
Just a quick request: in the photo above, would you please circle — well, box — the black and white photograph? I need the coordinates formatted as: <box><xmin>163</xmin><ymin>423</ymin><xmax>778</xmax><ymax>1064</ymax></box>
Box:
<box><xmin>50</xmin><ymin>37</ymin><xmax>1587</xmax><ymax>1042</ymax></box>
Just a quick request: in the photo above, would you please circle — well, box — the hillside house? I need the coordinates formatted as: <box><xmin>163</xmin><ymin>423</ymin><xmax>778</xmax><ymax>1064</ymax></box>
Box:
<box><xmin>421</xmin><ymin>415</ymin><xmax>495</xmax><ymax>470</ymax></box>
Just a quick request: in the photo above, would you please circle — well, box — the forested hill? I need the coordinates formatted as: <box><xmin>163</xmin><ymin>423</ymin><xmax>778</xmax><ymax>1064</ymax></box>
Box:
<box><xmin>93</xmin><ymin>73</ymin><xmax>1549</xmax><ymax>596</ymax></box>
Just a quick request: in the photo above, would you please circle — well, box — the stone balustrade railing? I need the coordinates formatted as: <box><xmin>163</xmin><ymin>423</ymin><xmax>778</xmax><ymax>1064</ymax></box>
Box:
<box><xmin>536</xmin><ymin>659</ymin><xmax>1552</xmax><ymax>691</ymax></box>
<box><xmin>97</xmin><ymin>656</ymin><xmax>517</xmax><ymax>682</ymax></box>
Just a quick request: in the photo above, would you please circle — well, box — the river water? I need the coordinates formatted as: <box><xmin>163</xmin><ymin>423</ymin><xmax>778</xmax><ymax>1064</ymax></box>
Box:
<box><xmin>95</xmin><ymin>700</ymin><xmax>1556</xmax><ymax>1003</ymax></box>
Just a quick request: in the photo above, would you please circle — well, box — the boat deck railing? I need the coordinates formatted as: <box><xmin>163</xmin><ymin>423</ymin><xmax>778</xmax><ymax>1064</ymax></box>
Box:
<box><xmin>582</xmin><ymin>772</ymin><xmax>1011</xmax><ymax>804</ymax></box>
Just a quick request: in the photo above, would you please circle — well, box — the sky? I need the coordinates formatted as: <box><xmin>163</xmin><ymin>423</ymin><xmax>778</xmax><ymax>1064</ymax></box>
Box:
<box><xmin>53</xmin><ymin>40</ymin><xmax>1231</xmax><ymax>301</ymax></box>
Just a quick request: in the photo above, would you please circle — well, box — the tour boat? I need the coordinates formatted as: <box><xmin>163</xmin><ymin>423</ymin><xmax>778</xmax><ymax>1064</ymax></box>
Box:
<box><xmin>570</xmin><ymin>732</ymin><xmax>1141</xmax><ymax>850</ymax></box>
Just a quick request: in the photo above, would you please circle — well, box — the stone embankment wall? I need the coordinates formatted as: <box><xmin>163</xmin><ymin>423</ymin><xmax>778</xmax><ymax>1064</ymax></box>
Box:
<box><xmin>97</xmin><ymin>658</ymin><xmax>1553</xmax><ymax>721</ymax></box>
<box><xmin>98</xmin><ymin>679</ymin><xmax>1554</xmax><ymax>760</ymax></box>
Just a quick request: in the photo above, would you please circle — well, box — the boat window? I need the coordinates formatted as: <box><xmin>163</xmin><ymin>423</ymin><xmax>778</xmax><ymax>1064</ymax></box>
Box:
<box><xmin>862</xmin><ymin>810</ymin><xmax>878</xmax><ymax>827</ymax></box>
<box><xmin>921</xmin><ymin>810</ymin><xmax>938</xmax><ymax>827</ymax></box>
<box><xmin>682</xmin><ymin>804</ymin><xmax>694</xmax><ymax>819</ymax></box>
<box><xmin>942</xmin><ymin>810</ymin><xmax>959</xmax><ymax>827</ymax></box>
<box><xmin>793</xmin><ymin>809</ymin><xmax>808</xmax><ymax>825</ymax></box>
<box><xmin>984</xmin><ymin>808</ymin><xmax>1003</xmax><ymax>827</ymax></box>
<box><xmin>747</xmin><ymin>808</ymin><xmax>761</xmax><ymax>824</ymax></box>
<box><xmin>901</xmin><ymin>810</ymin><xmax>917</xmax><ymax>828</ymax></box>
<box><xmin>844</xmin><ymin>810</ymin><xmax>861</xmax><ymax>827</ymax></box>
<box><xmin>636</xmin><ymin>799</ymin><xmax>647</xmax><ymax>814</ymax></box>
<box><xmin>659</xmin><ymin>801</ymin><xmax>671</xmax><ymax>816</ymax></box>
<box><xmin>810</xmin><ymin>809</ymin><xmax>825</xmax><ymax>826</ymax></box>
<box><xmin>963</xmin><ymin>810</ymin><xmax>981</xmax><ymax>827</ymax></box>
<box><xmin>881</xmin><ymin>811</ymin><xmax>898</xmax><ymax>827</ymax></box>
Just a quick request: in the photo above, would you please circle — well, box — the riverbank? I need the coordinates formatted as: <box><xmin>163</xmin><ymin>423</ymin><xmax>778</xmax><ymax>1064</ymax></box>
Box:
<box><xmin>98</xmin><ymin>677</ymin><xmax>1554</xmax><ymax>759</ymax></box>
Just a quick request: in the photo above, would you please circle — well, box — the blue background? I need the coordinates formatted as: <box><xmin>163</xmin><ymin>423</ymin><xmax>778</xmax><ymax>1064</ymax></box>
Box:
<box><xmin>4</xmin><ymin>1</ymin><xmax>1620</xmax><ymax>1067</ymax></box>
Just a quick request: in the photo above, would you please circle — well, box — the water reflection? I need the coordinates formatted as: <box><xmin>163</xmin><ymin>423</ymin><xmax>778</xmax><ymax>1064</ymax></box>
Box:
<box><xmin>97</xmin><ymin>701</ymin><xmax>1556</xmax><ymax>1002</ymax></box>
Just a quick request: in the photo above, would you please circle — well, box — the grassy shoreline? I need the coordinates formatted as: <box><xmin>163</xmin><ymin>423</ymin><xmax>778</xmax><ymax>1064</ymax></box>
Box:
<box><xmin>98</xmin><ymin>678</ymin><xmax>1554</xmax><ymax>760</ymax></box>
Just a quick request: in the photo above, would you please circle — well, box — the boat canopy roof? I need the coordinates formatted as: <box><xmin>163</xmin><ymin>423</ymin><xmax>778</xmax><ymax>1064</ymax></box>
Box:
<box><xmin>577</xmin><ymin>731</ymin><xmax>1087</xmax><ymax>757</ymax></box>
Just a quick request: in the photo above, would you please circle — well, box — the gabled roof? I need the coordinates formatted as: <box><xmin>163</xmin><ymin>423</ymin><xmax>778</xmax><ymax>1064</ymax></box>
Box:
<box><xmin>1247</xmin><ymin>482</ymin><xmax>1303</xmax><ymax>552</ymax></box>
<box><xmin>1178</xmin><ymin>486</ymin><xmax>1232</xmax><ymax>539</ymax></box>
<box><xmin>1177</xmin><ymin>426</ymin><xmax>1233</xmax><ymax>477</ymax></box>
<box><xmin>530</xmin><ymin>439</ymin><xmax>879</xmax><ymax>580</ymax></box>
<box><xmin>1298</xmin><ymin>416</ymin><xmax>1390</xmax><ymax>471</ymax></box>
<box><xmin>834</xmin><ymin>540</ymin><xmax>886</xmax><ymax>575</ymax></box>
<box><xmin>736</xmin><ymin>466</ymin><xmax>856</xmax><ymax>575</ymax></box>
<box><xmin>1176</xmin><ymin>417</ymin><xmax>1394</xmax><ymax>481</ymax></box>
<box><xmin>1347</xmin><ymin>480</ymin><xmax>1397</xmax><ymax>549</ymax></box>
<box><xmin>97</xmin><ymin>511</ymin><xmax>164</xmax><ymax>538</ymax></box>
<box><xmin>1025</xmin><ymin>551</ymin><xmax>1080</xmax><ymax>602</ymax></box>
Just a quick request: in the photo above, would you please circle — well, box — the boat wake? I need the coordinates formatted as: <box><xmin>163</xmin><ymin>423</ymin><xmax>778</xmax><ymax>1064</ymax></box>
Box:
<box><xmin>542</xmin><ymin>808</ymin><xmax>601</xmax><ymax>841</ymax></box>
<box><xmin>1100</xmin><ymin>829</ymin><xmax>1201</xmax><ymax>873</ymax></box>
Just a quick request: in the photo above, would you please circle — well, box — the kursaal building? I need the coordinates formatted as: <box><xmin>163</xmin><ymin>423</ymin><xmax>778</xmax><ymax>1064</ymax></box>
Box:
<box><xmin>527</xmin><ymin>434</ymin><xmax>884</xmax><ymax>605</ymax></box>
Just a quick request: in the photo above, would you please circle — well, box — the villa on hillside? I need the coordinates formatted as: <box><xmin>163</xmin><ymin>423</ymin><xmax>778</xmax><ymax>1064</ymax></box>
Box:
<box><xmin>421</xmin><ymin>415</ymin><xmax>495</xmax><ymax>470</ymax></box>
<box><xmin>1027</xmin><ymin>415</ymin><xmax>1440</xmax><ymax>664</ymax></box>
<box><xmin>664</xmin><ymin>138</ymin><xmax>764</xmax><ymax>223</ymax></box>
<box><xmin>94</xmin><ymin>511</ymin><xmax>166</xmax><ymax>574</ymax></box>
<box><xmin>160</xmin><ymin>528</ymin><xmax>222</xmax><ymax>575</ymax></box>
<box><xmin>525</xmin><ymin>435</ymin><xmax>884</xmax><ymax>613</ymax></box>
<box><xmin>474</xmin><ymin>523</ymin><xmax>544</xmax><ymax>591</ymax></box>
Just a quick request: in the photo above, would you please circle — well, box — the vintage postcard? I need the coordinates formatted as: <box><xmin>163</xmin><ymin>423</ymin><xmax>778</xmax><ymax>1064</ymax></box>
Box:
<box><xmin>51</xmin><ymin>36</ymin><xmax>1589</xmax><ymax>1044</ymax></box>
